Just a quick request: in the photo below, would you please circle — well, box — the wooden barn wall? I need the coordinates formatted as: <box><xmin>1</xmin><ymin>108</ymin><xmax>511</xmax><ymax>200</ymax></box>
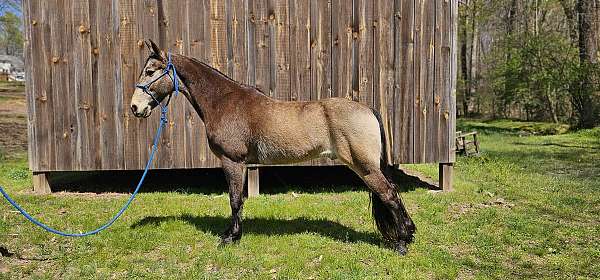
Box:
<box><xmin>23</xmin><ymin>0</ymin><xmax>457</xmax><ymax>172</ymax></box>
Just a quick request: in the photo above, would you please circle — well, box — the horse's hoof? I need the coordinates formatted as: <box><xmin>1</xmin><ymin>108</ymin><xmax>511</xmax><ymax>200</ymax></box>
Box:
<box><xmin>219</xmin><ymin>234</ymin><xmax>240</xmax><ymax>247</ymax></box>
<box><xmin>394</xmin><ymin>241</ymin><xmax>408</xmax><ymax>256</ymax></box>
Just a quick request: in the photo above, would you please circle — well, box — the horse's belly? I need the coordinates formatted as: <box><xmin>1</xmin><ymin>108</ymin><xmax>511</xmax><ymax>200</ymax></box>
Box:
<box><xmin>253</xmin><ymin>135</ymin><xmax>332</xmax><ymax>165</ymax></box>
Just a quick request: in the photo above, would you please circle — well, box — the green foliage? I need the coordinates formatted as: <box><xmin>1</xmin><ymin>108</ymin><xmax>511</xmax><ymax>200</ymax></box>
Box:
<box><xmin>0</xmin><ymin>11</ymin><xmax>23</xmax><ymax>56</ymax></box>
<box><xmin>488</xmin><ymin>30</ymin><xmax>580</xmax><ymax>122</ymax></box>
<box><xmin>458</xmin><ymin>0</ymin><xmax>600</xmax><ymax>127</ymax></box>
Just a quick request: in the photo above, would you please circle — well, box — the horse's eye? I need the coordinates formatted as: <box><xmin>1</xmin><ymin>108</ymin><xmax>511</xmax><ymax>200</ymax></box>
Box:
<box><xmin>145</xmin><ymin>69</ymin><xmax>155</xmax><ymax>76</ymax></box>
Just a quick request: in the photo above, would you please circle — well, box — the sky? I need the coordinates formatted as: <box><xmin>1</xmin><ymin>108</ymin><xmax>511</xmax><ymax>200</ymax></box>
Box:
<box><xmin>0</xmin><ymin>0</ymin><xmax>22</xmax><ymax>18</ymax></box>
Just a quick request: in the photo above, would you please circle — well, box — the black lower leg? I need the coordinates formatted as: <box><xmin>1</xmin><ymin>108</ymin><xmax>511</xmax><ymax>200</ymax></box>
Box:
<box><xmin>220</xmin><ymin>157</ymin><xmax>247</xmax><ymax>244</ymax></box>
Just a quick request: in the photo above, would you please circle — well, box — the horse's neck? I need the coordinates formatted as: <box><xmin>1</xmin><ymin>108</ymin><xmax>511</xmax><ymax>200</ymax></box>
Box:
<box><xmin>172</xmin><ymin>55</ymin><xmax>237</xmax><ymax>122</ymax></box>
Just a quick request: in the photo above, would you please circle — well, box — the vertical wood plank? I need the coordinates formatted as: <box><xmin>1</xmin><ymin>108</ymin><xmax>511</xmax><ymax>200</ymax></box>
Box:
<box><xmin>186</xmin><ymin>0</ymin><xmax>208</xmax><ymax>168</ymax></box>
<box><xmin>112</xmin><ymin>0</ymin><xmax>125</xmax><ymax>170</ymax></box>
<box><xmin>253</xmin><ymin>0</ymin><xmax>271</xmax><ymax>95</ymax></box>
<box><xmin>422</xmin><ymin>0</ymin><xmax>436</xmax><ymax>163</ymax></box>
<box><xmin>119</xmin><ymin>0</ymin><xmax>142</xmax><ymax>170</ymax></box>
<box><xmin>64</xmin><ymin>0</ymin><xmax>78</xmax><ymax>171</ymax></box>
<box><xmin>357</xmin><ymin>0</ymin><xmax>374</xmax><ymax>107</ymax></box>
<box><xmin>289</xmin><ymin>0</ymin><xmax>311</xmax><ymax>101</ymax></box>
<box><xmin>23</xmin><ymin>0</ymin><xmax>37</xmax><ymax>170</ymax></box>
<box><xmin>163</xmin><ymin>0</ymin><xmax>187</xmax><ymax>169</ymax></box>
<box><xmin>95</xmin><ymin>0</ymin><xmax>124</xmax><ymax>170</ymax></box>
<box><xmin>247</xmin><ymin>166</ymin><xmax>260</xmax><ymax>197</ymax></box>
<box><xmin>49</xmin><ymin>0</ymin><xmax>73</xmax><ymax>171</ymax></box>
<box><xmin>230</xmin><ymin>0</ymin><xmax>248</xmax><ymax>84</ymax></box>
<box><xmin>413</xmin><ymin>0</ymin><xmax>424</xmax><ymax>163</ymax></box>
<box><xmin>394</xmin><ymin>0</ymin><xmax>415</xmax><ymax>164</ymax></box>
<box><xmin>72</xmin><ymin>0</ymin><xmax>96</xmax><ymax>171</ymax></box>
<box><xmin>439</xmin><ymin>162</ymin><xmax>453</xmax><ymax>191</ymax></box>
<box><xmin>154</xmin><ymin>0</ymin><xmax>173</xmax><ymax>168</ymax></box>
<box><xmin>210</xmin><ymin>0</ymin><xmax>228</xmax><ymax>73</ymax></box>
<box><xmin>449</xmin><ymin>0</ymin><xmax>458</xmax><ymax>163</ymax></box>
<box><xmin>374</xmin><ymin>0</ymin><xmax>395</xmax><ymax>164</ymax></box>
<box><xmin>88</xmin><ymin>0</ymin><xmax>102</xmax><ymax>168</ymax></box>
<box><xmin>137</xmin><ymin>0</ymin><xmax>160</xmax><ymax>169</ymax></box>
<box><xmin>273</xmin><ymin>0</ymin><xmax>290</xmax><ymax>101</ymax></box>
<box><xmin>33</xmin><ymin>173</ymin><xmax>51</xmax><ymax>194</ymax></box>
<box><xmin>310</xmin><ymin>0</ymin><xmax>332</xmax><ymax>101</ymax></box>
<box><xmin>331</xmin><ymin>0</ymin><xmax>353</xmax><ymax>99</ymax></box>
<box><xmin>438</xmin><ymin>0</ymin><xmax>451</xmax><ymax>162</ymax></box>
<box><xmin>431</xmin><ymin>0</ymin><xmax>443</xmax><ymax>163</ymax></box>
<box><xmin>41</xmin><ymin>0</ymin><xmax>56</xmax><ymax>171</ymax></box>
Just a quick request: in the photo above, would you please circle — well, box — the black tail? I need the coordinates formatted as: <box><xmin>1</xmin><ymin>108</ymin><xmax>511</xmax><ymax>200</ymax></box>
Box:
<box><xmin>369</xmin><ymin>108</ymin><xmax>416</xmax><ymax>246</ymax></box>
<box><xmin>370</xmin><ymin>108</ymin><xmax>392</xmax><ymax>174</ymax></box>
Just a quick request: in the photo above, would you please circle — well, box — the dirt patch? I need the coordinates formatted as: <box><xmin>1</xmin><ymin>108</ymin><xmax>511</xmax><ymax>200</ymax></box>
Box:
<box><xmin>449</xmin><ymin>198</ymin><xmax>515</xmax><ymax>219</ymax></box>
<box><xmin>0</xmin><ymin>122</ymin><xmax>27</xmax><ymax>152</ymax></box>
<box><xmin>0</xmin><ymin>90</ymin><xmax>27</xmax><ymax>153</ymax></box>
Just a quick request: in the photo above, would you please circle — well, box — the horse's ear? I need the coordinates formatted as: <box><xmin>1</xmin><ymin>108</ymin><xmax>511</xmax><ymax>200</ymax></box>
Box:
<box><xmin>147</xmin><ymin>39</ymin><xmax>166</xmax><ymax>61</ymax></box>
<box><xmin>144</xmin><ymin>41</ymin><xmax>153</xmax><ymax>52</ymax></box>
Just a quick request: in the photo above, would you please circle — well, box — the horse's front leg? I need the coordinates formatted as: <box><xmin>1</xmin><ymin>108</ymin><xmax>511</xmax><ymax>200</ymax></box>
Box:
<box><xmin>220</xmin><ymin>157</ymin><xmax>247</xmax><ymax>245</ymax></box>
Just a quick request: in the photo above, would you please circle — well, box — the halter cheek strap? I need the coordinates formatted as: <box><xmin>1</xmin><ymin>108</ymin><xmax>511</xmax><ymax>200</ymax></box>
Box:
<box><xmin>135</xmin><ymin>53</ymin><xmax>180</xmax><ymax>119</ymax></box>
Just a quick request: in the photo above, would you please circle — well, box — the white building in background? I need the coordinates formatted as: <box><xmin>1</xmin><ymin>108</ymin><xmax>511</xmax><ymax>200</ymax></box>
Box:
<box><xmin>0</xmin><ymin>55</ymin><xmax>25</xmax><ymax>81</ymax></box>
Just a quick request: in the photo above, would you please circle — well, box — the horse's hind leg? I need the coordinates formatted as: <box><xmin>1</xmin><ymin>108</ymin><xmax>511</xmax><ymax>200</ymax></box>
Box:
<box><xmin>360</xmin><ymin>169</ymin><xmax>416</xmax><ymax>254</ymax></box>
<box><xmin>337</xmin><ymin>146</ymin><xmax>416</xmax><ymax>254</ymax></box>
<box><xmin>220</xmin><ymin>157</ymin><xmax>247</xmax><ymax>244</ymax></box>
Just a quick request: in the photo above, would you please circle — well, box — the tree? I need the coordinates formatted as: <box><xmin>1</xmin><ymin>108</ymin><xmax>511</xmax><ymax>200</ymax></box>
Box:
<box><xmin>0</xmin><ymin>11</ymin><xmax>23</xmax><ymax>56</ymax></box>
<box><xmin>574</xmin><ymin>0</ymin><xmax>599</xmax><ymax>128</ymax></box>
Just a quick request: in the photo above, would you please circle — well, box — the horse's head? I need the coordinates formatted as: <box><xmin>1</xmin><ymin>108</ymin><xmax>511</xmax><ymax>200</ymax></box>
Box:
<box><xmin>130</xmin><ymin>40</ymin><xmax>175</xmax><ymax>118</ymax></box>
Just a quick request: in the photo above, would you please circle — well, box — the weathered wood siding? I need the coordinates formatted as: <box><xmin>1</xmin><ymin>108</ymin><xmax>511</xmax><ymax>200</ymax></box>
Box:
<box><xmin>24</xmin><ymin>0</ymin><xmax>458</xmax><ymax>172</ymax></box>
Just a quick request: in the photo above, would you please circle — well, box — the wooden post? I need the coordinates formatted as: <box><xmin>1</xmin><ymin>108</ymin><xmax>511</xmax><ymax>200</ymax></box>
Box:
<box><xmin>439</xmin><ymin>163</ymin><xmax>454</xmax><ymax>192</ymax></box>
<box><xmin>247</xmin><ymin>166</ymin><xmax>260</xmax><ymax>197</ymax></box>
<box><xmin>32</xmin><ymin>172</ymin><xmax>51</xmax><ymax>194</ymax></box>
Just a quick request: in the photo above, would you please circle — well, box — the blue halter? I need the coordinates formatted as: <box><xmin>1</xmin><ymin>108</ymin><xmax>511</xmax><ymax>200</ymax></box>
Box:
<box><xmin>135</xmin><ymin>53</ymin><xmax>180</xmax><ymax>123</ymax></box>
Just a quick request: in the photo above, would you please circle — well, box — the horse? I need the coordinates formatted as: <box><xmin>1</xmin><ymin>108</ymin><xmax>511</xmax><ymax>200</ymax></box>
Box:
<box><xmin>130</xmin><ymin>40</ymin><xmax>416</xmax><ymax>255</ymax></box>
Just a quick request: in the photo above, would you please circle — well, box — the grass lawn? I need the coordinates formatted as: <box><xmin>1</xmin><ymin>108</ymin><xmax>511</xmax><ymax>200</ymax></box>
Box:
<box><xmin>1</xmin><ymin>120</ymin><xmax>599</xmax><ymax>279</ymax></box>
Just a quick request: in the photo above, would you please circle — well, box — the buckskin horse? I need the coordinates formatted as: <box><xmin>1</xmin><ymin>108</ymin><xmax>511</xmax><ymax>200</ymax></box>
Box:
<box><xmin>130</xmin><ymin>40</ymin><xmax>416</xmax><ymax>255</ymax></box>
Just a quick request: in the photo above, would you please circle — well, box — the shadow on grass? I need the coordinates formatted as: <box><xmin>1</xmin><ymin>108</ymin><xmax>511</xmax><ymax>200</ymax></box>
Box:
<box><xmin>512</xmin><ymin>141</ymin><xmax>600</xmax><ymax>150</ymax></box>
<box><xmin>484</xmin><ymin>144</ymin><xmax>600</xmax><ymax>181</ymax></box>
<box><xmin>131</xmin><ymin>214</ymin><xmax>382</xmax><ymax>246</ymax></box>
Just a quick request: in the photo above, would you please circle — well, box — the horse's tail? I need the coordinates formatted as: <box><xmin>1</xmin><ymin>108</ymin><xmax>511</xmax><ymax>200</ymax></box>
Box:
<box><xmin>369</xmin><ymin>108</ymin><xmax>415</xmax><ymax>247</ymax></box>
<box><xmin>370</xmin><ymin>108</ymin><xmax>392</xmax><ymax>173</ymax></box>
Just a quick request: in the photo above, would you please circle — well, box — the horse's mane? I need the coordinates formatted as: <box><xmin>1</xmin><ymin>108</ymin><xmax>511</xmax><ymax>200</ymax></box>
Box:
<box><xmin>182</xmin><ymin>55</ymin><xmax>268</xmax><ymax>96</ymax></box>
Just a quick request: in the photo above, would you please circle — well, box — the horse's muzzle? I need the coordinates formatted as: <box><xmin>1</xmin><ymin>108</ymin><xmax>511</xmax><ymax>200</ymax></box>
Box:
<box><xmin>131</xmin><ymin>104</ymin><xmax>151</xmax><ymax>118</ymax></box>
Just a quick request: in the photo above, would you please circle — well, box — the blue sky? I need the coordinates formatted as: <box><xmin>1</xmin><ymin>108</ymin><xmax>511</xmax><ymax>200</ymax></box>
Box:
<box><xmin>0</xmin><ymin>2</ymin><xmax>22</xmax><ymax>18</ymax></box>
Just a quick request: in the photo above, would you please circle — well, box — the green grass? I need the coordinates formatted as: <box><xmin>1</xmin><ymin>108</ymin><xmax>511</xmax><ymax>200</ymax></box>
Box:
<box><xmin>1</xmin><ymin>121</ymin><xmax>599</xmax><ymax>279</ymax></box>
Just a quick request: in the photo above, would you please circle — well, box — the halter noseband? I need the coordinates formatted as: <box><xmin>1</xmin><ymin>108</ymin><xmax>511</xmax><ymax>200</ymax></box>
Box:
<box><xmin>135</xmin><ymin>53</ymin><xmax>180</xmax><ymax>122</ymax></box>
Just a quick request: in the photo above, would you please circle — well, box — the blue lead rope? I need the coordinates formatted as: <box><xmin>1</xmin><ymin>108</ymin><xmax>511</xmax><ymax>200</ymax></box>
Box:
<box><xmin>0</xmin><ymin>53</ymin><xmax>178</xmax><ymax>237</ymax></box>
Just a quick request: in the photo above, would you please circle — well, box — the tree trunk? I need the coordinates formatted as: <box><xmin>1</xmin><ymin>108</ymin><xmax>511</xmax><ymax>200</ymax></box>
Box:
<box><xmin>546</xmin><ymin>87</ymin><xmax>560</xmax><ymax>123</ymax></box>
<box><xmin>576</xmin><ymin>0</ymin><xmax>599</xmax><ymax>128</ymax></box>
<box><xmin>560</xmin><ymin>0</ymin><xmax>580</xmax><ymax>46</ymax></box>
<box><xmin>469</xmin><ymin>4</ymin><xmax>479</xmax><ymax>110</ymax></box>
<box><xmin>460</xmin><ymin>2</ymin><xmax>471</xmax><ymax>117</ymax></box>
<box><xmin>504</xmin><ymin>0</ymin><xmax>518</xmax><ymax>115</ymax></box>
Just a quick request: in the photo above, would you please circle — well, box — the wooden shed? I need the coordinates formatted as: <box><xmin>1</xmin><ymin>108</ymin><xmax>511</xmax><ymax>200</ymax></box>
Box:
<box><xmin>23</xmin><ymin>0</ymin><xmax>457</xmax><ymax>194</ymax></box>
